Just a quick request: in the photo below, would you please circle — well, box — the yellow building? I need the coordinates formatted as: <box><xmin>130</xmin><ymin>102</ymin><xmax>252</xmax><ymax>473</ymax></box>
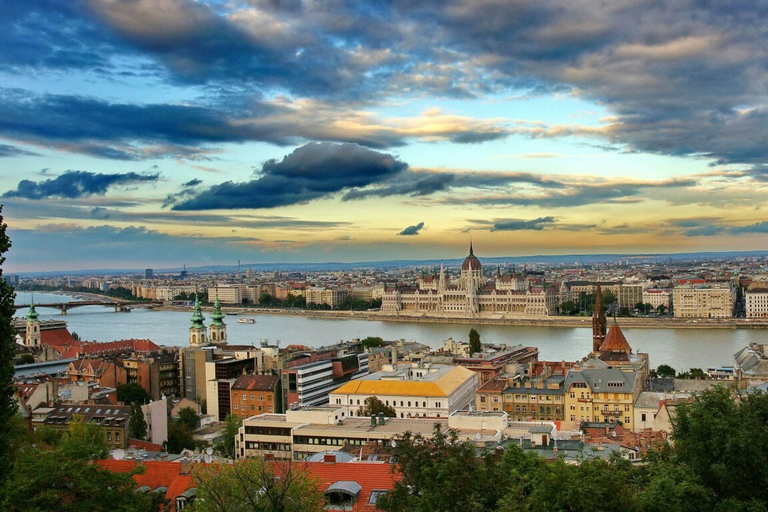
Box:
<box><xmin>329</xmin><ymin>363</ymin><xmax>478</xmax><ymax>419</ymax></box>
<box><xmin>564</xmin><ymin>368</ymin><xmax>642</xmax><ymax>429</ymax></box>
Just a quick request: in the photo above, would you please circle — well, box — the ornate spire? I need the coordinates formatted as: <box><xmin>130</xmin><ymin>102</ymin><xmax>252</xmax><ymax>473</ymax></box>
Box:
<box><xmin>592</xmin><ymin>276</ymin><xmax>607</xmax><ymax>353</ymax></box>
<box><xmin>190</xmin><ymin>293</ymin><xmax>205</xmax><ymax>328</ymax></box>
<box><xmin>27</xmin><ymin>297</ymin><xmax>39</xmax><ymax>321</ymax></box>
<box><xmin>469</xmin><ymin>238</ymin><xmax>474</xmax><ymax>256</ymax></box>
<box><xmin>210</xmin><ymin>294</ymin><xmax>225</xmax><ymax>327</ymax></box>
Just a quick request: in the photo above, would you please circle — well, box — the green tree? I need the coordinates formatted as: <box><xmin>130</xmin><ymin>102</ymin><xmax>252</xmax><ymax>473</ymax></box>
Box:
<box><xmin>129</xmin><ymin>402</ymin><xmax>148</xmax><ymax>441</ymax></box>
<box><xmin>165</xmin><ymin>420</ymin><xmax>195</xmax><ymax>454</ymax></box>
<box><xmin>15</xmin><ymin>354</ymin><xmax>34</xmax><ymax>365</ymax></box>
<box><xmin>0</xmin><ymin>207</ymin><xmax>15</xmax><ymax>483</ymax></box>
<box><xmin>177</xmin><ymin>406</ymin><xmax>200</xmax><ymax>431</ymax></box>
<box><xmin>601</xmin><ymin>291</ymin><xmax>617</xmax><ymax>309</ymax></box>
<box><xmin>216</xmin><ymin>414</ymin><xmax>242</xmax><ymax>458</ymax></box>
<box><xmin>378</xmin><ymin>426</ymin><xmax>505</xmax><ymax>512</ymax></box>
<box><xmin>672</xmin><ymin>387</ymin><xmax>768</xmax><ymax>505</ymax></box>
<box><xmin>656</xmin><ymin>364</ymin><xmax>676</xmax><ymax>378</ymax></box>
<box><xmin>560</xmin><ymin>301</ymin><xmax>579</xmax><ymax>315</ymax></box>
<box><xmin>361</xmin><ymin>336</ymin><xmax>386</xmax><ymax>349</ymax></box>
<box><xmin>192</xmin><ymin>458</ymin><xmax>324</xmax><ymax>512</ymax></box>
<box><xmin>656</xmin><ymin>304</ymin><xmax>668</xmax><ymax>315</ymax></box>
<box><xmin>59</xmin><ymin>414</ymin><xmax>109</xmax><ymax>460</ymax></box>
<box><xmin>116</xmin><ymin>383</ymin><xmax>151</xmax><ymax>405</ymax></box>
<box><xmin>357</xmin><ymin>396</ymin><xmax>396</xmax><ymax>417</ymax></box>
<box><xmin>0</xmin><ymin>449</ymin><xmax>161</xmax><ymax>512</ymax></box>
<box><xmin>469</xmin><ymin>328</ymin><xmax>481</xmax><ymax>355</ymax></box>
<box><xmin>687</xmin><ymin>368</ymin><xmax>706</xmax><ymax>380</ymax></box>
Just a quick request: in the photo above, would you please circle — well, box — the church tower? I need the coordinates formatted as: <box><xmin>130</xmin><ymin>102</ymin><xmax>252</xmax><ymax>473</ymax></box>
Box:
<box><xmin>592</xmin><ymin>280</ymin><xmax>607</xmax><ymax>353</ymax></box>
<box><xmin>189</xmin><ymin>294</ymin><xmax>209</xmax><ymax>347</ymax></box>
<box><xmin>208</xmin><ymin>295</ymin><xmax>227</xmax><ymax>345</ymax></box>
<box><xmin>460</xmin><ymin>241</ymin><xmax>483</xmax><ymax>291</ymax></box>
<box><xmin>25</xmin><ymin>298</ymin><xmax>41</xmax><ymax>348</ymax></box>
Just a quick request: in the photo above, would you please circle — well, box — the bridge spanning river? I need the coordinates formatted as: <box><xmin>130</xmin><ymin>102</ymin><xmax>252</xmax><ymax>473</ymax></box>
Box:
<box><xmin>13</xmin><ymin>300</ymin><xmax>162</xmax><ymax>315</ymax></box>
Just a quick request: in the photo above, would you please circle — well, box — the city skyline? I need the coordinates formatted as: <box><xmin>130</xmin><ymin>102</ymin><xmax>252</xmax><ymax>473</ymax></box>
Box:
<box><xmin>3</xmin><ymin>1</ymin><xmax>768</xmax><ymax>272</ymax></box>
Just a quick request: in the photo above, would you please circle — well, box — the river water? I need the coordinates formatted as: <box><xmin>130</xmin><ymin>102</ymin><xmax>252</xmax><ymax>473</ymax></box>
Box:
<box><xmin>14</xmin><ymin>292</ymin><xmax>762</xmax><ymax>372</ymax></box>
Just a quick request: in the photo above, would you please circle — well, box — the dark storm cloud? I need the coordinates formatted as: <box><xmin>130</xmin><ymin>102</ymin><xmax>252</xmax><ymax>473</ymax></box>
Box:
<box><xmin>173</xmin><ymin>142</ymin><xmax>407</xmax><ymax>210</ymax></box>
<box><xmin>491</xmin><ymin>217</ymin><xmax>556</xmax><ymax>231</ymax></box>
<box><xmin>3</xmin><ymin>1</ymin><xmax>768</xmax><ymax>167</ymax></box>
<box><xmin>0</xmin><ymin>144</ymin><xmax>39</xmax><ymax>158</ymax></box>
<box><xmin>397</xmin><ymin>222</ymin><xmax>425</xmax><ymax>236</ymax></box>
<box><xmin>2</xmin><ymin>170</ymin><xmax>159</xmax><ymax>200</ymax></box>
<box><xmin>343</xmin><ymin>170</ymin><xmax>564</xmax><ymax>201</ymax></box>
<box><xmin>667</xmin><ymin>218</ymin><xmax>768</xmax><ymax>237</ymax></box>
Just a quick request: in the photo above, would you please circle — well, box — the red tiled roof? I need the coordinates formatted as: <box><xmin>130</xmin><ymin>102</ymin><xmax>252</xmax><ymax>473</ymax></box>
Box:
<box><xmin>80</xmin><ymin>339</ymin><xmax>160</xmax><ymax>356</ymax></box>
<box><xmin>598</xmin><ymin>323</ymin><xmax>632</xmax><ymax>353</ymax></box>
<box><xmin>129</xmin><ymin>439</ymin><xmax>164</xmax><ymax>452</ymax></box>
<box><xmin>231</xmin><ymin>374</ymin><xmax>280</xmax><ymax>392</ymax></box>
<box><xmin>98</xmin><ymin>460</ymin><xmax>194</xmax><ymax>505</ymax></box>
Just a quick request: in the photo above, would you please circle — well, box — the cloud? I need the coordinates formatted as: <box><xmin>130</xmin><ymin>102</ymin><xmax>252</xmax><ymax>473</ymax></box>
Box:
<box><xmin>2</xmin><ymin>170</ymin><xmax>159</xmax><ymax>199</ymax></box>
<box><xmin>0</xmin><ymin>144</ymin><xmax>39</xmax><ymax>157</ymax></box>
<box><xmin>397</xmin><ymin>222</ymin><xmax>425</xmax><ymax>236</ymax></box>
<box><xmin>490</xmin><ymin>217</ymin><xmax>556</xmax><ymax>231</ymax></box>
<box><xmin>173</xmin><ymin>142</ymin><xmax>407</xmax><ymax>210</ymax></box>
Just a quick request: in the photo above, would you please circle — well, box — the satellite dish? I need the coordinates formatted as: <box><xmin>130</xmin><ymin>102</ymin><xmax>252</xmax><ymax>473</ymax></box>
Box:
<box><xmin>113</xmin><ymin>449</ymin><xmax>125</xmax><ymax>460</ymax></box>
<box><xmin>205</xmin><ymin>447</ymin><xmax>213</xmax><ymax>455</ymax></box>
<box><xmin>390</xmin><ymin>439</ymin><xmax>396</xmax><ymax>448</ymax></box>
<box><xmin>475</xmin><ymin>432</ymin><xmax>482</xmax><ymax>441</ymax></box>
<box><xmin>204</xmin><ymin>454</ymin><xmax>212</xmax><ymax>463</ymax></box>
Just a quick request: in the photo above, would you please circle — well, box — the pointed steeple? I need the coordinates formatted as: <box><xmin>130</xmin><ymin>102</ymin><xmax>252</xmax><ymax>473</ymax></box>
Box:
<box><xmin>438</xmin><ymin>261</ymin><xmax>445</xmax><ymax>291</ymax></box>
<box><xmin>469</xmin><ymin>239</ymin><xmax>474</xmax><ymax>256</ymax></box>
<box><xmin>592</xmin><ymin>276</ymin><xmax>607</xmax><ymax>353</ymax></box>
<box><xmin>27</xmin><ymin>297</ymin><xmax>39</xmax><ymax>321</ymax></box>
<box><xmin>190</xmin><ymin>294</ymin><xmax>205</xmax><ymax>328</ymax></box>
<box><xmin>210</xmin><ymin>295</ymin><xmax>225</xmax><ymax>327</ymax></box>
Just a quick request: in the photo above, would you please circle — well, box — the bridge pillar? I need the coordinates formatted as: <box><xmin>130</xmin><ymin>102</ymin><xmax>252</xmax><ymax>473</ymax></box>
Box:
<box><xmin>60</xmin><ymin>305</ymin><xmax>67</xmax><ymax>315</ymax></box>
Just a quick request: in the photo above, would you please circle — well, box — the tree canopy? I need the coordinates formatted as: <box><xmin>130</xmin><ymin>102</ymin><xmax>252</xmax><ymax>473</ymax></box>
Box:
<box><xmin>357</xmin><ymin>396</ymin><xmax>396</xmax><ymax>418</ymax></box>
<box><xmin>192</xmin><ymin>458</ymin><xmax>324</xmax><ymax>512</ymax></box>
<box><xmin>361</xmin><ymin>336</ymin><xmax>386</xmax><ymax>349</ymax></box>
<box><xmin>469</xmin><ymin>328</ymin><xmax>481</xmax><ymax>355</ymax></box>
<box><xmin>0</xmin><ymin>207</ymin><xmax>15</xmax><ymax>483</ymax></box>
<box><xmin>116</xmin><ymin>383</ymin><xmax>151</xmax><ymax>405</ymax></box>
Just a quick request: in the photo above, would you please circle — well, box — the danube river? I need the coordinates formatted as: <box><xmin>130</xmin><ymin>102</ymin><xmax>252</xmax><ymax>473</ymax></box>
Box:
<box><xmin>14</xmin><ymin>292</ymin><xmax>762</xmax><ymax>371</ymax></box>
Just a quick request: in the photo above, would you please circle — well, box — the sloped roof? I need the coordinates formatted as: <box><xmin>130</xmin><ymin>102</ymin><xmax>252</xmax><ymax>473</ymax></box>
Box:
<box><xmin>98</xmin><ymin>460</ymin><xmax>194</xmax><ymax>504</ymax></box>
<box><xmin>599</xmin><ymin>323</ymin><xmax>632</xmax><ymax>353</ymax></box>
<box><xmin>331</xmin><ymin>365</ymin><xmax>475</xmax><ymax>398</ymax></box>
<box><xmin>232</xmin><ymin>374</ymin><xmax>280</xmax><ymax>392</ymax></box>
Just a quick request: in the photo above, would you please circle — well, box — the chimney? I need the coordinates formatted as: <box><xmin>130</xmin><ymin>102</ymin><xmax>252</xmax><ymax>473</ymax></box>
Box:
<box><xmin>391</xmin><ymin>345</ymin><xmax>397</xmax><ymax>366</ymax></box>
<box><xmin>323</xmin><ymin>453</ymin><xmax>336</xmax><ymax>464</ymax></box>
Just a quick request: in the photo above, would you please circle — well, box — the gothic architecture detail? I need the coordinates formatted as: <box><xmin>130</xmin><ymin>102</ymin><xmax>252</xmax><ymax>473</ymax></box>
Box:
<box><xmin>381</xmin><ymin>244</ymin><xmax>559</xmax><ymax>318</ymax></box>
<box><xmin>25</xmin><ymin>298</ymin><xmax>41</xmax><ymax>348</ymax></box>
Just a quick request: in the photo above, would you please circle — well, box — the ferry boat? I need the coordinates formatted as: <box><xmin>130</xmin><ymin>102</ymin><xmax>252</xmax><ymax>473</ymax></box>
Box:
<box><xmin>237</xmin><ymin>317</ymin><xmax>256</xmax><ymax>324</ymax></box>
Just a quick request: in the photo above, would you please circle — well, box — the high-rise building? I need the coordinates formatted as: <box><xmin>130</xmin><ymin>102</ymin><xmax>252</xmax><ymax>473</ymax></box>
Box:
<box><xmin>145</xmin><ymin>268</ymin><xmax>154</xmax><ymax>279</ymax></box>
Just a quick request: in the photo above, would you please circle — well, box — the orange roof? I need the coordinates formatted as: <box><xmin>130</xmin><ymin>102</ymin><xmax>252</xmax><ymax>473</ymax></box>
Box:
<box><xmin>331</xmin><ymin>366</ymin><xmax>475</xmax><ymax>398</ymax></box>
<box><xmin>598</xmin><ymin>323</ymin><xmax>632</xmax><ymax>353</ymax></box>
<box><xmin>98</xmin><ymin>460</ymin><xmax>194</xmax><ymax>505</ymax></box>
<box><xmin>128</xmin><ymin>439</ymin><xmax>164</xmax><ymax>452</ymax></box>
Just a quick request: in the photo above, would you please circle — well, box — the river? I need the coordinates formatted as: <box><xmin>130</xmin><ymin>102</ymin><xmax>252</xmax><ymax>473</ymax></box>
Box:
<box><xmin>14</xmin><ymin>292</ymin><xmax>761</xmax><ymax>372</ymax></box>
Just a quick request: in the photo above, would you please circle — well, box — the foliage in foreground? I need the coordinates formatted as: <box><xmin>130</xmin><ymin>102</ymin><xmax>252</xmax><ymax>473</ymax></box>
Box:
<box><xmin>378</xmin><ymin>387</ymin><xmax>768</xmax><ymax>512</ymax></box>
<box><xmin>190</xmin><ymin>458</ymin><xmax>324</xmax><ymax>512</ymax></box>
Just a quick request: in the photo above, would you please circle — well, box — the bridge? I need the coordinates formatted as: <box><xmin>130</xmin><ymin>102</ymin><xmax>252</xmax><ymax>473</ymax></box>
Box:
<box><xmin>13</xmin><ymin>300</ymin><xmax>163</xmax><ymax>315</ymax></box>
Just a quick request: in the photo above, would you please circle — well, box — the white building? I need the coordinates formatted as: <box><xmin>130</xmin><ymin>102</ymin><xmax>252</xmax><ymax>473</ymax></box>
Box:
<box><xmin>746</xmin><ymin>288</ymin><xmax>768</xmax><ymax>318</ymax></box>
<box><xmin>672</xmin><ymin>282</ymin><xmax>735</xmax><ymax>318</ymax></box>
<box><xmin>329</xmin><ymin>363</ymin><xmax>478</xmax><ymax>419</ymax></box>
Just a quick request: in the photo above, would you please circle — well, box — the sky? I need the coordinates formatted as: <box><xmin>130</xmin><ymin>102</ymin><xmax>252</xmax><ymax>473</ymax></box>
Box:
<box><xmin>3</xmin><ymin>0</ymin><xmax>768</xmax><ymax>272</ymax></box>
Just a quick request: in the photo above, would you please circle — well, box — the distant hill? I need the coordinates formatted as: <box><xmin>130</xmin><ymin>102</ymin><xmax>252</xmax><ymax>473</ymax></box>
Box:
<box><xmin>17</xmin><ymin>250</ymin><xmax>768</xmax><ymax>277</ymax></box>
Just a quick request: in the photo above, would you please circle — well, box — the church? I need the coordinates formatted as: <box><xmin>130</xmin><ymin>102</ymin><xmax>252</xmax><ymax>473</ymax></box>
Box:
<box><xmin>381</xmin><ymin>244</ymin><xmax>559</xmax><ymax>318</ymax></box>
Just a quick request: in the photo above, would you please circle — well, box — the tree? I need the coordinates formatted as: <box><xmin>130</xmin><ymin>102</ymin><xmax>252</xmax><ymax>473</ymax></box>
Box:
<box><xmin>0</xmin><ymin>207</ymin><xmax>15</xmax><ymax>483</ymax></box>
<box><xmin>469</xmin><ymin>328</ymin><xmax>481</xmax><ymax>355</ymax></box>
<box><xmin>15</xmin><ymin>354</ymin><xmax>34</xmax><ymax>365</ymax></box>
<box><xmin>165</xmin><ymin>420</ymin><xmax>195</xmax><ymax>454</ymax></box>
<box><xmin>560</xmin><ymin>301</ymin><xmax>578</xmax><ymax>315</ymax></box>
<box><xmin>656</xmin><ymin>364</ymin><xmax>676</xmax><ymax>378</ymax></box>
<box><xmin>0</xmin><ymin>449</ymin><xmax>161</xmax><ymax>512</ymax></box>
<box><xmin>357</xmin><ymin>396</ymin><xmax>396</xmax><ymax>417</ymax></box>
<box><xmin>177</xmin><ymin>406</ymin><xmax>200</xmax><ymax>431</ymax></box>
<box><xmin>59</xmin><ymin>414</ymin><xmax>109</xmax><ymax>461</ymax></box>
<box><xmin>192</xmin><ymin>458</ymin><xmax>324</xmax><ymax>512</ymax></box>
<box><xmin>116</xmin><ymin>383</ymin><xmax>151</xmax><ymax>405</ymax></box>
<box><xmin>672</xmin><ymin>387</ymin><xmax>768</xmax><ymax>505</ymax></box>
<box><xmin>361</xmin><ymin>336</ymin><xmax>386</xmax><ymax>349</ymax></box>
<box><xmin>378</xmin><ymin>426</ymin><xmax>506</xmax><ymax>512</ymax></box>
<box><xmin>687</xmin><ymin>368</ymin><xmax>706</xmax><ymax>380</ymax></box>
<box><xmin>130</xmin><ymin>402</ymin><xmax>148</xmax><ymax>441</ymax></box>
<box><xmin>601</xmin><ymin>291</ymin><xmax>617</xmax><ymax>310</ymax></box>
<box><xmin>656</xmin><ymin>304</ymin><xmax>668</xmax><ymax>315</ymax></box>
<box><xmin>216</xmin><ymin>414</ymin><xmax>242</xmax><ymax>458</ymax></box>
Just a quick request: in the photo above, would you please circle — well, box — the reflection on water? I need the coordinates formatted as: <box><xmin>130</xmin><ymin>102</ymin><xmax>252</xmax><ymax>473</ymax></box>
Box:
<box><xmin>14</xmin><ymin>292</ymin><xmax>760</xmax><ymax>370</ymax></box>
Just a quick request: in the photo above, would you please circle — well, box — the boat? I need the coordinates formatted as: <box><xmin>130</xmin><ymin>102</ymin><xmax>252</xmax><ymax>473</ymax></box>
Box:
<box><xmin>238</xmin><ymin>317</ymin><xmax>256</xmax><ymax>324</ymax></box>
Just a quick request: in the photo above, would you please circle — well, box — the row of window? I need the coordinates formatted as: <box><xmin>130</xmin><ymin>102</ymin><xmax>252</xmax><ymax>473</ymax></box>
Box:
<box><xmin>234</xmin><ymin>403</ymin><xmax>274</xmax><ymax>413</ymax></box>
<box><xmin>239</xmin><ymin>394</ymin><xmax>273</xmax><ymax>401</ymax></box>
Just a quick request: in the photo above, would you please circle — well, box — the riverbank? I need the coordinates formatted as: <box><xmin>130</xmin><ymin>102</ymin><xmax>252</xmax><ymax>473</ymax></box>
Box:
<box><xmin>155</xmin><ymin>304</ymin><xmax>768</xmax><ymax>330</ymax></box>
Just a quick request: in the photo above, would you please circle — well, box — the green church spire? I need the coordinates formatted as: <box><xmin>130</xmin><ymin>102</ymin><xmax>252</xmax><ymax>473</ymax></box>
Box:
<box><xmin>27</xmin><ymin>297</ymin><xmax>39</xmax><ymax>321</ymax></box>
<box><xmin>190</xmin><ymin>294</ymin><xmax>205</xmax><ymax>328</ymax></box>
<box><xmin>210</xmin><ymin>295</ymin><xmax>225</xmax><ymax>326</ymax></box>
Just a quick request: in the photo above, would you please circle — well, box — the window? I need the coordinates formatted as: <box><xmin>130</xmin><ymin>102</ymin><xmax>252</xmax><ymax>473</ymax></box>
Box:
<box><xmin>242</xmin><ymin>394</ymin><xmax>246</xmax><ymax>400</ymax></box>
<box><xmin>369</xmin><ymin>491</ymin><xmax>387</xmax><ymax>505</ymax></box>
<box><xmin>251</xmin><ymin>404</ymin><xmax>255</xmax><ymax>411</ymax></box>
<box><xmin>259</xmin><ymin>395</ymin><xmax>264</xmax><ymax>401</ymax></box>
<box><xmin>480</xmin><ymin>396</ymin><xmax>486</xmax><ymax>403</ymax></box>
<box><xmin>234</xmin><ymin>404</ymin><xmax>238</xmax><ymax>410</ymax></box>
<box><xmin>641</xmin><ymin>413</ymin><xmax>647</xmax><ymax>422</ymax></box>
<box><xmin>115</xmin><ymin>433</ymin><xmax>120</xmax><ymax>441</ymax></box>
